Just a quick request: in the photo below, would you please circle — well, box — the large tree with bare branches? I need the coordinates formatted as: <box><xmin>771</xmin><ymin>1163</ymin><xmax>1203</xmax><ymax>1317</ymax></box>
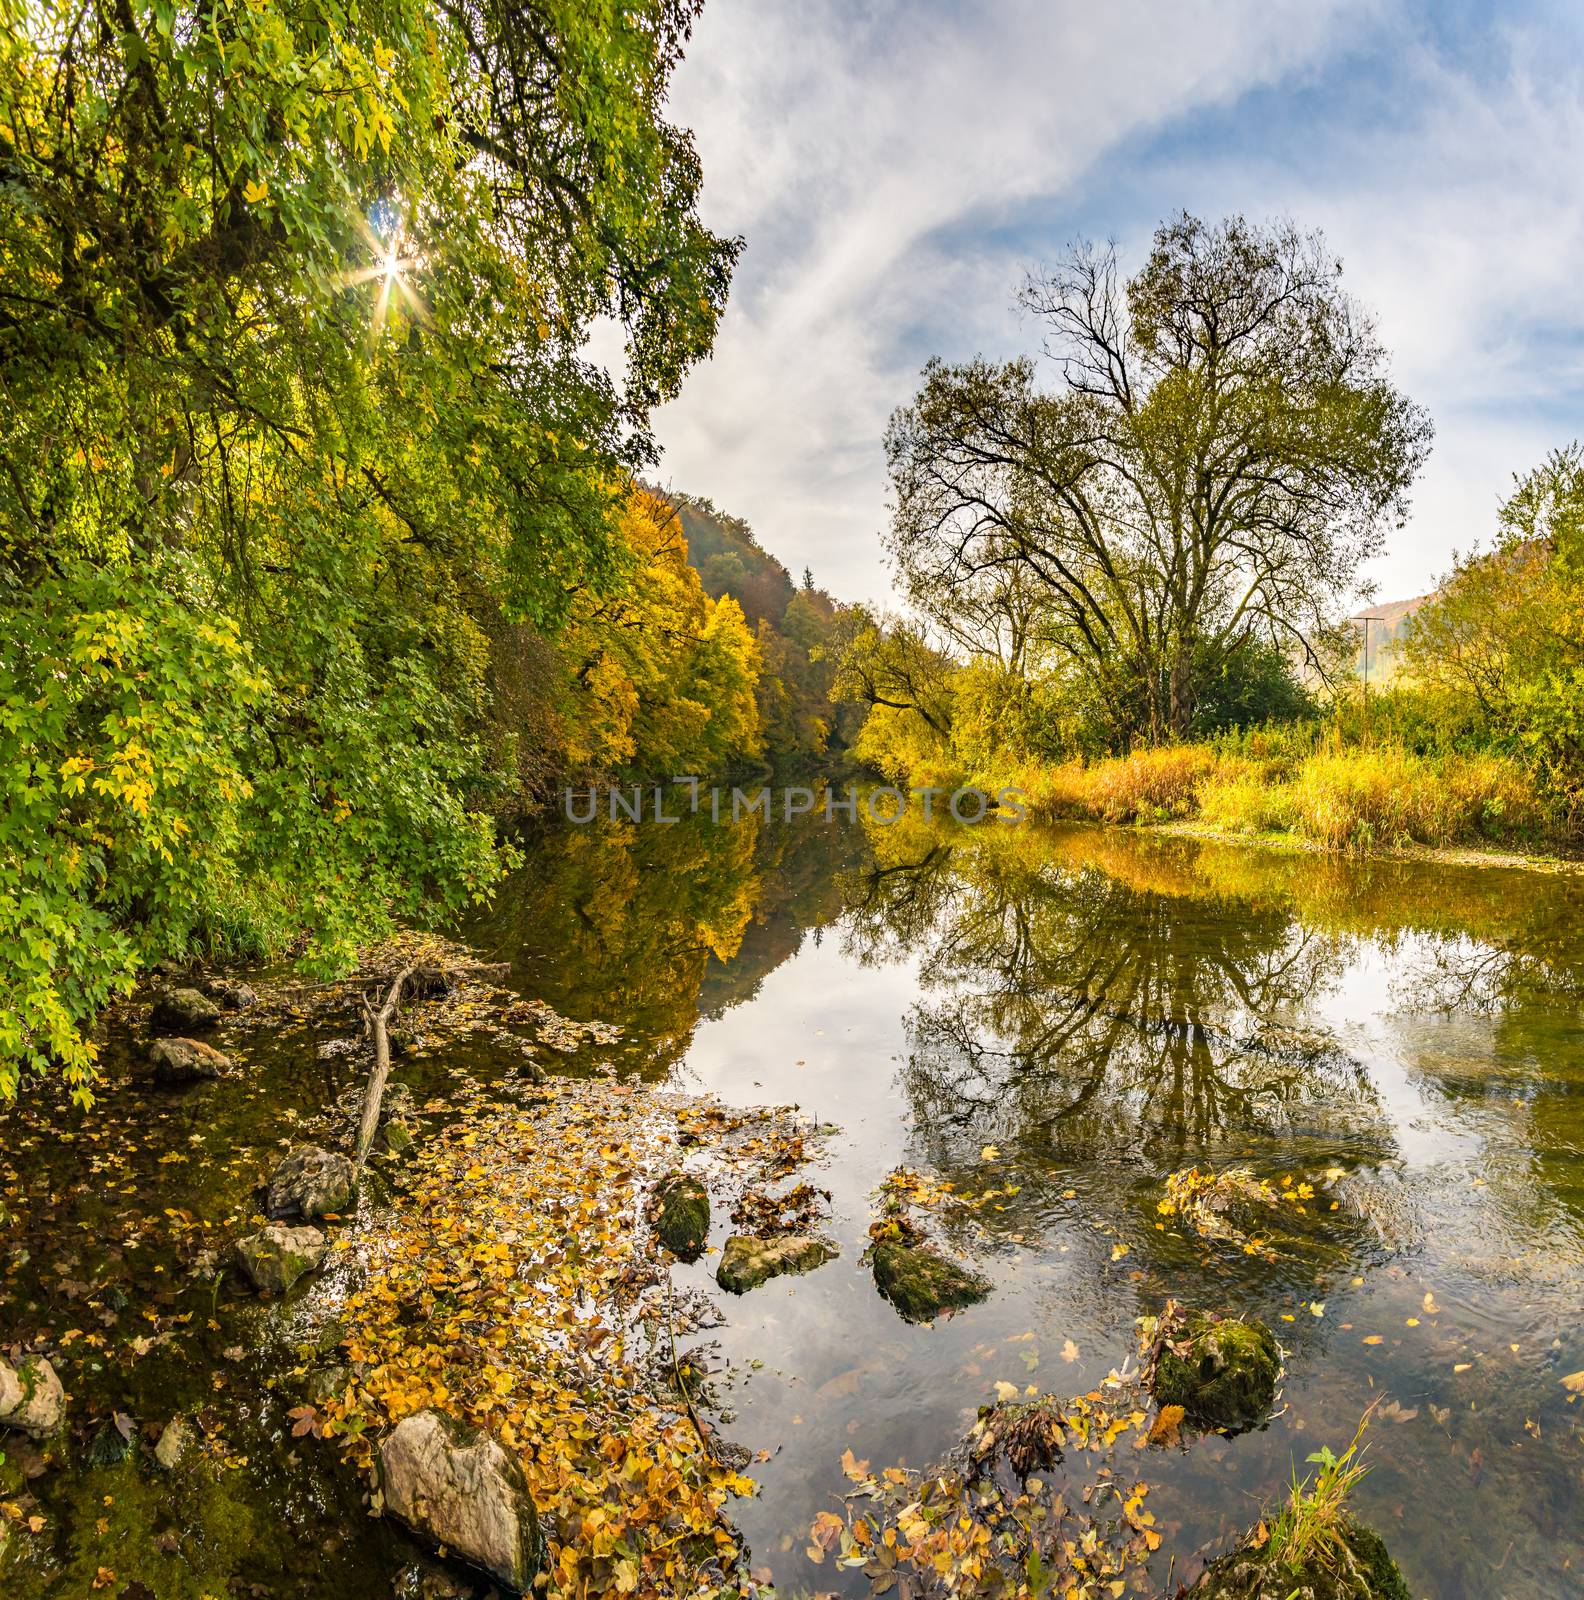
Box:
<box><xmin>885</xmin><ymin>213</ymin><xmax>1432</xmax><ymax>743</ymax></box>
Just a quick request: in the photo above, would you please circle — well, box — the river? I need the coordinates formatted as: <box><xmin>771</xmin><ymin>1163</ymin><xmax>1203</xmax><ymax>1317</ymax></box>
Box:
<box><xmin>4</xmin><ymin>808</ymin><xmax>1583</xmax><ymax>1597</ymax></box>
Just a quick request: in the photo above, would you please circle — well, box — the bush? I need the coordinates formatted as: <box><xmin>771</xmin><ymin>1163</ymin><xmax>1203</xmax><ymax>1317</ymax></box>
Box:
<box><xmin>1196</xmin><ymin>766</ymin><xmax>1300</xmax><ymax>835</ymax></box>
<box><xmin>1086</xmin><ymin>746</ymin><xmax>1218</xmax><ymax>823</ymax></box>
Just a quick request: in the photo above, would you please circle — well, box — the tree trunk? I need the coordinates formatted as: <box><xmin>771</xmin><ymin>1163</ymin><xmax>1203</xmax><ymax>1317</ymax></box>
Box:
<box><xmin>356</xmin><ymin>964</ymin><xmax>416</xmax><ymax>1171</ymax></box>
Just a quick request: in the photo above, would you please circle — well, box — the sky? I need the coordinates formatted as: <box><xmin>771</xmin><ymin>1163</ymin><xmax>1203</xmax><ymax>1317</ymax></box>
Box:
<box><xmin>642</xmin><ymin>0</ymin><xmax>1584</xmax><ymax>609</ymax></box>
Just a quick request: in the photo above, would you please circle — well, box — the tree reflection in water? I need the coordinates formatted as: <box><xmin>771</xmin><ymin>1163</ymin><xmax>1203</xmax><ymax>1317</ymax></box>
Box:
<box><xmin>844</xmin><ymin>822</ymin><xmax>1388</xmax><ymax>1172</ymax></box>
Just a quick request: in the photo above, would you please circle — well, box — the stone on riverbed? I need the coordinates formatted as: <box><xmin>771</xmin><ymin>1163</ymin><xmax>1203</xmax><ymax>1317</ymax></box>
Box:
<box><xmin>1189</xmin><ymin>1512</ymin><xmax>1411</xmax><ymax>1599</ymax></box>
<box><xmin>379</xmin><ymin>1409</ymin><xmax>539</xmax><ymax>1592</ymax></box>
<box><xmin>1149</xmin><ymin>1309</ymin><xmax>1281</xmax><ymax>1432</ymax></box>
<box><xmin>267</xmin><ymin>1145</ymin><xmax>357</xmax><ymax>1220</ymax></box>
<box><xmin>871</xmin><ymin>1237</ymin><xmax>990</xmax><ymax>1323</ymax></box>
<box><xmin>652</xmin><ymin>1173</ymin><xmax>710</xmax><ymax>1261</ymax></box>
<box><xmin>155</xmin><ymin>1415</ymin><xmax>197</xmax><ymax>1470</ymax></box>
<box><xmin>233</xmin><ymin>1224</ymin><xmax>327</xmax><ymax>1295</ymax></box>
<box><xmin>716</xmin><ymin>1233</ymin><xmax>834</xmax><ymax>1293</ymax></box>
<box><xmin>149</xmin><ymin>1036</ymin><xmax>231</xmax><ymax>1084</ymax></box>
<box><xmin>150</xmin><ymin>986</ymin><xmax>222</xmax><ymax>1033</ymax></box>
<box><xmin>0</xmin><ymin>1355</ymin><xmax>66</xmax><ymax>1436</ymax></box>
<box><xmin>197</xmin><ymin>975</ymin><xmax>258</xmax><ymax>1011</ymax></box>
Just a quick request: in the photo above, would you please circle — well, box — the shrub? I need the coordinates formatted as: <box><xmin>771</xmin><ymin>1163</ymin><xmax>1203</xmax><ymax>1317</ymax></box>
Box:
<box><xmin>1195</xmin><ymin>763</ymin><xmax>1300</xmax><ymax>835</ymax></box>
<box><xmin>1290</xmin><ymin>749</ymin><xmax>1437</xmax><ymax>850</ymax></box>
<box><xmin>1086</xmin><ymin>746</ymin><xmax>1217</xmax><ymax>823</ymax></box>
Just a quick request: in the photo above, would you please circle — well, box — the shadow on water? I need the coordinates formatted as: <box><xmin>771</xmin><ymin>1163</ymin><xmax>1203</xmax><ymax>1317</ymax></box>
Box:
<box><xmin>5</xmin><ymin>806</ymin><xmax>1584</xmax><ymax>1596</ymax></box>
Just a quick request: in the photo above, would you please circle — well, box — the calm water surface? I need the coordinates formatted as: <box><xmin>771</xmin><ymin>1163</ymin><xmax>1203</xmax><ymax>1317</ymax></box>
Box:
<box><xmin>5</xmin><ymin>810</ymin><xmax>1584</xmax><ymax>1598</ymax></box>
<box><xmin>472</xmin><ymin>812</ymin><xmax>1584</xmax><ymax>1600</ymax></box>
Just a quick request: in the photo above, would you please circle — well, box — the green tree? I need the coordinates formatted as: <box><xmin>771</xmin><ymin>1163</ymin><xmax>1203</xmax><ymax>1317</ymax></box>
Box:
<box><xmin>1408</xmin><ymin>444</ymin><xmax>1584</xmax><ymax>800</ymax></box>
<box><xmin>885</xmin><ymin>213</ymin><xmax>1431</xmax><ymax>744</ymax></box>
<box><xmin>0</xmin><ymin>0</ymin><xmax>738</xmax><ymax>1098</ymax></box>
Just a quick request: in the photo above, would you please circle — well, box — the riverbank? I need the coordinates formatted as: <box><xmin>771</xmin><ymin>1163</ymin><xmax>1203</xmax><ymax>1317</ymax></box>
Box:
<box><xmin>980</xmin><ymin>741</ymin><xmax>1582</xmax><ymax>863</ymax></box>
<box><xmin>1149</xmin><ymin>817</ymin><xmax>1584</xmax><ymax>873</ymax></box>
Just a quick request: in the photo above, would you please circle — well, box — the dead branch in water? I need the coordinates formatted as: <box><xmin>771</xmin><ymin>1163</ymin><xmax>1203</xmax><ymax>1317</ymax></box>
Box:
<box><xmin>355</xmin><ymin>963</ymin><xmax>416</xmax><ymax>1170</ymax></box>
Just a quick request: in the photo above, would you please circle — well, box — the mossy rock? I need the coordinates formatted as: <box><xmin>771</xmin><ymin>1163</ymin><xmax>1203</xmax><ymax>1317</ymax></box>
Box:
<box><xmin>1151</xmin><ymin>1311</ymin><xmax>1280</xmax><ymax>1432</ymax></box>
<box><xmin>1191</xmin><ymin>1513</ymin><xmax>1410</xmax><ymax>1600</ymax></box>
<box><xmin>717</xmin><ymin>1233</ymin><xmax>834</xmax><ymax>1293</ymax></box>
<box><xmin>871</xmin><ymin>1238</ymin><xmax>990</xmax><ymax>1324</ymax></box>
<box><xmin>653</xmin><ymin>1173</ymin><xmax>710</xmax><ymax>1262</ymax></box>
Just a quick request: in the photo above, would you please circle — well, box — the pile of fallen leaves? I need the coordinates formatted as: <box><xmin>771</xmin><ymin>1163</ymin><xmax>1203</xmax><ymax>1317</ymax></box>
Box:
<box><xmin>810</xmin><ymin>1373</ymin><xmax>1164</xmax><ymax>1599</ymax></box>
<box><xmin>321</xmin><ymin>1078</ymin><xmax>760</xmax><ymax>1597</ymax></box>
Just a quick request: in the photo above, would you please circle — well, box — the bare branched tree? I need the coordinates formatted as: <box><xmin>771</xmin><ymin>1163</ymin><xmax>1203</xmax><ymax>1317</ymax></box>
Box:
<box><xmin>885</xmin><ymin>213</ymin><xmax>1433</xmax><ymax>742</ymax></box>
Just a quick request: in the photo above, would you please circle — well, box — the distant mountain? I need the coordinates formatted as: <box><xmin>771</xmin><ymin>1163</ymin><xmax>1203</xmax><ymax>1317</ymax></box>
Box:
<box><xmin>1347</xmin><ymin>590</ymin><xmax>1436</xmax><ymax>684</ymax></box>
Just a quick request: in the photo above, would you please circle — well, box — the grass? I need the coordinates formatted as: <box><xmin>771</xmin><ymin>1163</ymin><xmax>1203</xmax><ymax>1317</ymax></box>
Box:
<box><xmin>988</xmin><ymin>739</ymin><xmax>1563</xmax><ymax>855</ymax></box>
<box><xmin>1261</xmin><ymin>1408</ymin><xmax>1375</xmax><ymax>1577</ymax></box>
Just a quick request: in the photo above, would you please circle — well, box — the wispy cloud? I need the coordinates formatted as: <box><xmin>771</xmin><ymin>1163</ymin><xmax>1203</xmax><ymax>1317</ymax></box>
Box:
<box><xmin>653</xmin><ymin>0</ymin><xmax>1584</xmax><ymax>605</ymax></box>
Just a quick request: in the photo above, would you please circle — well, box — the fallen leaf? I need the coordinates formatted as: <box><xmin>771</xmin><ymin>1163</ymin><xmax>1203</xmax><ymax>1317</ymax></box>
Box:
<box><xmin>1146</xmin><ymin>1404</ymin><xmax>1185</xmax><ymax>1448</ymax></box>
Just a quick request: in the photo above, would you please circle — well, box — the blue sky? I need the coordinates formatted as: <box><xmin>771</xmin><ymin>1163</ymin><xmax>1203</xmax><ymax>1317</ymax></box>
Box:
<box><xmin>648</xmin><ymin>0</ymin><xmax>1584</xmax><ymax>607</ymax></box>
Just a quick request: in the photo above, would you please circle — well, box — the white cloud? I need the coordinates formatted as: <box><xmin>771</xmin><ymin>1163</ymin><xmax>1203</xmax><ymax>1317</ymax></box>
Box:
<box><xmin>651</xmin><ymin>0</ymin><xmax>1381</xmax><ymax>601</ymax></box>
<box><xmin>649</xmin><ymin>0</ymin><xmax>1584</xmax><ymax>609</ymax></box>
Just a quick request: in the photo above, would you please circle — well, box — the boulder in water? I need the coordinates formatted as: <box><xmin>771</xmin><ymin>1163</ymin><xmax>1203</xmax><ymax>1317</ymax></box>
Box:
<box><xmin>197</xmin><ymin>975</ymin><xmax>258</xmax><ymax>1011</ymax></box>
<box><xmin>267</xmin><ymin>1145</ymin><xmax>357</xmax><ymax>1220</ymax></box>
<box><xmin>1149</xmin><ymin>1308</ymin><xmax>1281</xmax><ymax>1432</ymax></box>
<box><xmin>1189</xmin><ymin>1512</ymin><xmax>1410</xmax><ymax>1599</ymax></box>
<box><xmin>0</xmin><ymin>1355</ymin><xmax>65</xmax><ymax>1436</ymax></box>
<box><xmin>652</xmin><ymin>1173</ymin><xmax>710</xmax><ymax>1261</ymax></box>
<box><xmin>871</xmin><ymin>1237</ymin><xmax>990</xmax><ymax>1323</ymax></box>
<box><xmin>149</xmin><ymin>1036</ymin><xmax>231</xmax><ymax>1084</ymax></box>
<box><xmin>233</xmin><ymin>1223</ymin><xmax>327</xmax><ymax>1295</ymax></box>
<box><xmin>150</xmin><ymin>986</ymin><xmax>222</xmax><ymax>1034</ymax></box>
<box><xmin>154</xmin><ymin>1415</ymin><xmax>197</xmax><ymax>1470</ymax></box>
<box><xmin>379</xmin><ymin>1409</ymin><xmax>539</xmax><ymax>1591</ymax></box>
<box><xmin>717</xmin><ymin>1233</ymin><xmax>834</xmax><ymax>1293</ymax></box>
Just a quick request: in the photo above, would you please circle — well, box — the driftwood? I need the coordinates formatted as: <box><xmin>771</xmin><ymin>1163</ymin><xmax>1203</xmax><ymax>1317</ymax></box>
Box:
<box><xmin>355</xmin><ymin>963</ymin><xmax>417</xmax><ymax>1170</ymax></box>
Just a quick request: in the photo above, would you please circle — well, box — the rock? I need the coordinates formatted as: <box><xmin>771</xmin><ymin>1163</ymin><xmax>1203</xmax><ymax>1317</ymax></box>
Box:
<box><xmin>1149</xmin><ymin>1309</ymin><xmax>1281</xmax><ymax>1433</ymax></box>
<box><xmin>967</xmin><ymin>1395</ymin><xmax>1067</xmax><ymax>1477</ymax></box>
<box><xmin>197</xmin><ymin>975</ymin><xmax>258</xmax><ymax>1011</ymax></box>
<box><xmin>149</xmin><ymin>1036</ymin><xmax>231</xmax><ymax>1084</ymax></box>
<box><xmin>716</xmin><ymin>1233</ymin><xmax>834</xmax><ymax>1294</ymax></box>
<box><xmin>154</xmin><ymin>1416</ymin><xmax>196</xmax><ymax>1470</ymax></box>
<box><xmin>871</xmin><ymin>1237</ymin><xmax>990</xmax><ymax>1323</ymax></box>
<box><xmin>379</xmin><ymin>1410</ymin><xmax>539</xmax><ymax>1591</ymax></box>
<box><xmin>384</xmin><ymin>1119</ymin><xmax>416</xmax><ymax>1154</ymax></box>
<box><xmin>267</xmin><ymin>1145</ymin><xmax>357</xmax><ymax>1220</ymax></box>
<box><xmin>233</xmin><ymin>1223</ymin><xmax>327</xmax><ymax>1295</ymax></box>
<box><xmin>0</xmin><ymin>1355</ymin><xmax>65</xmax><ymax>1436</ymax></box>
<box><xmin>652</xmin><ymin>1173</ymin><xmax>709</xmax><ymax>1261</ymax></box>
<box><xmin>150</xmin><ymin>986</ymin><xmax>222</xmax><ymax>1033</ymax></box>
<box><xmin>1189</xmin><ymin>1512</ymin><xmax>1410</xmax><ymax>1599</ymax></box>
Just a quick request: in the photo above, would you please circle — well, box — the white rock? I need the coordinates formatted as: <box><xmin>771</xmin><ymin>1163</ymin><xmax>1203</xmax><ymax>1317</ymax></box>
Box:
<box><xmin>0</xmin><ymin>1355</ymin><xmax>66</xmax><ymax>1435</ymax></box>
<box><xmin>379</xmin><ymin>1410</ymin><xmax>538</xmax><ymax>1591</ymax></box>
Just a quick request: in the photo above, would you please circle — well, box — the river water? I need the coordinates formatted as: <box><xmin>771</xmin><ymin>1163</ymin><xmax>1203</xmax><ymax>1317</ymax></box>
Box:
<box><xmin>5</xmin><ymin>809</ymin><xmax>1584</xmax><ymax>1597</ymax></box>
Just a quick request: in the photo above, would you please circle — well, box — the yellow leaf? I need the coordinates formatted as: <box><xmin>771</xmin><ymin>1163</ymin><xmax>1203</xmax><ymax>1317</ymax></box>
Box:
<box><xmin>1560</xmin><ymin>1371</ymin><xmax>1584</xmax><ymax>1393</ymax></box>
<box><xmin>242</xmin><ymin>177</ymin><xmax>268</xmax><ymax>204</ymax></box>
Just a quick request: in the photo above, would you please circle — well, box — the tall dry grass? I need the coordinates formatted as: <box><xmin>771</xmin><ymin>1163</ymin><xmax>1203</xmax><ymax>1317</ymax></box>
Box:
<box><xmin>989</xmin><ymin>743</ymin><xmax>1554</xmax><ymax>852</ymax></box>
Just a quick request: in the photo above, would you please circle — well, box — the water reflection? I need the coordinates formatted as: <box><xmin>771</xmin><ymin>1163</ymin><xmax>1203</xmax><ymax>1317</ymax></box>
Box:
<box><xmin>467</xmin><ymin>810</ymin><xmax>1584</xmax><ymax>1598</ymax></box>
